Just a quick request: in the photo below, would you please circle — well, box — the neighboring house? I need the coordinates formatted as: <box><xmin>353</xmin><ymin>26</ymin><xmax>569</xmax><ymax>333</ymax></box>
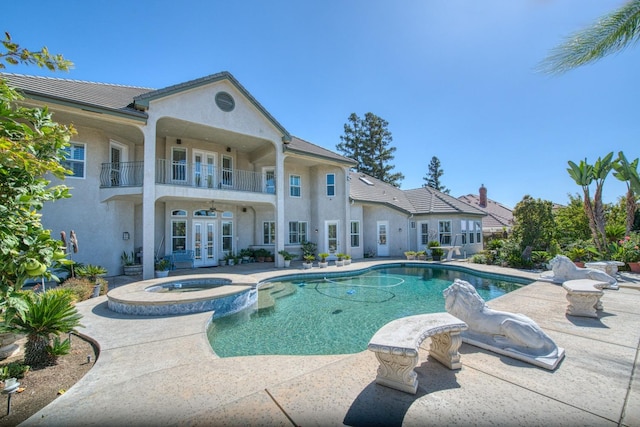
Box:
<box><xmin>458</xmin><ymin>184</ymin><xmax>513</xmax><ymax>241</ymax></box>
<box><xmin>349</xmin><ymin>172</ymin><xmax>486</xmax><ymax>259</ymax></box>
<box><xmin>3</xmin><ymin>71</ymin><xmax>487</xmax><ymax>278</ymax></box>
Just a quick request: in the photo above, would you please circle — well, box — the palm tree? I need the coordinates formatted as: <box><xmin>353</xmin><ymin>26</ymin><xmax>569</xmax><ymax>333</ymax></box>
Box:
<box><xmin>613</xmin><ymin>152</ymin><xmax>640</xmax><ymax>234</ymax></box>
<box><xmin>567</xmin><ymin>154</ymin><xmax>615</xmax><ymax>254</ymax></box>
<box><xmin>11</xmin><ymin>289</ymin><xmax>82</xmax><ymax>369</ymax></box>
<box><xmin>541</xmin><ymin>0</ymin><xmax>640</xmax><ymax>74</ymax></box>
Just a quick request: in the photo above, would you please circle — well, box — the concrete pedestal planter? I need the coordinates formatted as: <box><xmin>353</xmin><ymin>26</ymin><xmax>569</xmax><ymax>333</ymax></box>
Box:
<box><xmin>336</xmin><ymin>260</ymin><xmax>344</xmax><ymax>267</ymax></box>
<box><xmin>318</xmin><ymin>262</ymin><xmax>328</xmax><ymax>268</ymax></box>
<box><xmin>302</xmin><ymin>262</ymin><xmax>313</xmax><ymax>269</ymax></box>
<box><xmin>123</xmin><ymin>264</ymin><xmax>143</xmax><ymax>276</ymax></box>
<box><xmin>155</xmin><ymin>270</ymin><xmax>170</xmax><ymax>278</ymax></box>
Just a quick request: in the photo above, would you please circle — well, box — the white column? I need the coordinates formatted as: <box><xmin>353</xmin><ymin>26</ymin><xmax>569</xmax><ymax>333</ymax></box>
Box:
<box><xmin>343</xmin><ymin>166</ymin><xmax>351</xmax><ymax>257</ymax></box>
<box><xmin>141</xmin><ymin>117</ymin><xmax>157</xmax><ymax>280</ymax></box>
<box><xmin>275</xmin><ymin>146</ymin><xmax>285</xmax><ymax>267</ymax></box>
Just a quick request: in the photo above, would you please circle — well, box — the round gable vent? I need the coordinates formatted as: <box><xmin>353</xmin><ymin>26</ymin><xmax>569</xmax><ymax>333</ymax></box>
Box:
<box><xmin>215</xmin><ymin>91</ymin><xmax>235</xmax><ymax>112</ymax></box>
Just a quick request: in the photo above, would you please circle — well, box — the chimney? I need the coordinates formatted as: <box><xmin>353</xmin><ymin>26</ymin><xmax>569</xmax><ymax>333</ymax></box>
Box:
<box><xmin>479</xmin><ymin>184</ymin><xmax>487</xmax><ymax>208</ymax></box>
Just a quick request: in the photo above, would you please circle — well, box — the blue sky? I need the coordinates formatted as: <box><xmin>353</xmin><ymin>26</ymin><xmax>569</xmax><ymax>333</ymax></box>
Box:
<box><xmin>3</xmin><ymin>0</ymin><xmax>637</xmax><ymax>208</ymax></box>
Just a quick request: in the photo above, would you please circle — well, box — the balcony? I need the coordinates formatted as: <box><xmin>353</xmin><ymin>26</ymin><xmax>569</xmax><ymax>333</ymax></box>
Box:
<box><xmin>100</xmin><ymin>160</ymin><xmax>275</xmax><ymax>194</ymax></box>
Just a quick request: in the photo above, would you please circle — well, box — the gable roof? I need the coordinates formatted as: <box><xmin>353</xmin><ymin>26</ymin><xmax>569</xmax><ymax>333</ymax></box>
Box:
<box><xmin>0</xmin><ymin>71</ymin><xmax>291</xmax><ymax>142</ymax></box>
<box><xmin>132</xmin><ymin>71</ymin><xmax>291</xmax><ymax>143</ymax></box>
<box><xmin>458</xmin><ymin>194</ymin><xmax>513</xmax><ymax>231</ymax></box>
<box><xmin>349</xmin><ymin>171</ymin><xmax>485</xmax><ymax>216</ymax></box>
<box><xmin>0</xmin><ymin>73</ymin><xmax>150</xmax><ymax>120</ymax></box>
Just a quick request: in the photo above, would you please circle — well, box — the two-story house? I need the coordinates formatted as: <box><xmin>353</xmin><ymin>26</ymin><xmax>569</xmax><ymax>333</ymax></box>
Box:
<box><xmin>2</xmin><ymin>71</ymin><xmax>485</xmax><ymax>279</ymax></box>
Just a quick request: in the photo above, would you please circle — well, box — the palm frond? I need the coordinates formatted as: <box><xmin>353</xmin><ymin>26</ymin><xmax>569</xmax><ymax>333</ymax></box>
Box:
<box><xmin>540</xmin><ymin>0</ymin><xmax>640</xmax><ymax>74</ymax></box>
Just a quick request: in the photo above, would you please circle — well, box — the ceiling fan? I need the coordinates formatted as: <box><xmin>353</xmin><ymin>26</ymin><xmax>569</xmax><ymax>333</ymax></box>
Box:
<box><xmin>208</xmin><ymin>200</ymin><xmax>217</xmax><ymax>213</ymax></box>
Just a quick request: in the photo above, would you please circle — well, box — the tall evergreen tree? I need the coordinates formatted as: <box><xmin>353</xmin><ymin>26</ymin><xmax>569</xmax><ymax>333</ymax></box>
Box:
<box><xmin>337</xmin><ymin>112</ymin><xmax>404</xmax><ymax>187</ymax></box>
<box><xmin>423</xmin><ymin>156</ymin><xmax>450</xmax><ymax>194</ymax></box>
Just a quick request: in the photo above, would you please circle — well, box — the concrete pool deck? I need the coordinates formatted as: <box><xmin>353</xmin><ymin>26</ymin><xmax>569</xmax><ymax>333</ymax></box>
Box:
<box><xmin>20</xmin><ymin>260</ymin><xmax>640</xmax><ymax>426</ymax></box>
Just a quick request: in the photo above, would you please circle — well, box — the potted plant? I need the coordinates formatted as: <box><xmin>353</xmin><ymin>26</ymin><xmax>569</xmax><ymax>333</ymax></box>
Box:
<box><xmin>76</xmin><ymin>264</ymin><xmax>108</xmax><ymax>297</ymax></box>
<box><xmin>224</xmin><ymin>251</ymin><xmax>235</xmax><ymax>266</ymax></box>
<box><xmin>303</xmin><ymin>254</ymin><xmax>315</xmax><ymax>269</ymax></box>
<box><xmin>428</xmin><ymin>241</ymin><xmax>444</xmax><ymax>261</ymax></box>
<box><xmin>565</xmin><ymin>246</ymin><xmax>588</xmax><ymax>268</ymax></box>
<box><xmin>417</xmin><ymin>250</ymin><xmax>427</xmax><ymax>261</ymax></box>
<box><xmin>617</xmin><ymin>233</ymin><xmax>640</xmax><ymax>273</ymax></box>
<box><xmin>154</xmin><ymin>258</ymin><xmax>171</xmax><ymax>278</ymax></box>
<box><xmin>121</xmin><ymin>251</ymin><xmax>142</xmax><ymax>276</ymax></box>
<box><xmin>318</xmin><ymin>253</ymin><xmax>329</xmax><ymax>268</ymax></box>
<box><xmin>255</xmin><ymin>248</ymin><xmax>270</xmax><ymax>263</ymax></box>
<box><xmin>278</xmin><ymin>250</ymin><xmax>295</xmax><ymax>268</ymax></box>
<box><xmin>240</xmin><ymin>248</ymin><xmax>254</xmax><ymax>263</ymax></box>
<box><xmin>343</xmin><ymin>254</ymin><xmax>352</xmax><ymax>266</ymax></box>
<box><xmin>404</xmin><ymin>251</ymin><xmax>417</xmax><ymax>260</ymax></box>
<box><xmin>336</xmin><ymin>253</ymin><xmax>345</xmax><ymax>267</ymax></box>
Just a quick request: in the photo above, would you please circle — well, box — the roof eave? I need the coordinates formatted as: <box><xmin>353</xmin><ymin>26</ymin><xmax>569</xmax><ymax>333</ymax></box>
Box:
<box><xmin>22</xmin><ymin>91</ymin><xmax>148</xmax><ymax>122</ymax></box>
<box><xmin>284</xmin><ymin>145</ymin><xmax>358</xmax><ymax>166</ymax></box>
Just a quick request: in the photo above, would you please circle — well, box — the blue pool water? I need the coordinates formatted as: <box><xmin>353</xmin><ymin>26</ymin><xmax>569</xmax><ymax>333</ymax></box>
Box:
<box><xmin>207</xmin><ymin>265</ymin><xmax>528</xmax><ymax>357</ymax></box>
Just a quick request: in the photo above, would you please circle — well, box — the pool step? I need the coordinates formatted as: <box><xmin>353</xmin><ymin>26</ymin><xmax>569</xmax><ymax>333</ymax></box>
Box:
<box><xmin>258</xmin><ymin>282</ymin><xmax>297</xmax><ymax>310</ymax></box>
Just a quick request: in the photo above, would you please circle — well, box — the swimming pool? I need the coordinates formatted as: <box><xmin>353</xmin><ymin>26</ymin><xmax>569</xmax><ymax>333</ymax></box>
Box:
<box><xmin>207</xmin><ymin>265</ymin><xmax>529</xmax><ymax>357</ymax></box>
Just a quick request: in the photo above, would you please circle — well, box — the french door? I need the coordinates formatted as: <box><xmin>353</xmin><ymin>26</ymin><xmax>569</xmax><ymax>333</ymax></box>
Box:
<box><xmin>193</xmin><ymin>220</ymin><xmax>217</xmax><ymax>267</ymax></box>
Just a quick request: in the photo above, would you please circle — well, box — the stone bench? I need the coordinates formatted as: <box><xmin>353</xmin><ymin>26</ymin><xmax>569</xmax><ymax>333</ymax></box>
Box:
<box><xmin>584</xmin><ymin>261</ymin><xmax>624</xmax><ymax>277</ymax></box>
<box><xmin>562</xmin><ymin>279</ymin><xmax>606</xmax><ymax>318</ymax></box>
<box><xmin>367</xmin><ymin>312</ymin><xmax>467</xmax><ymax>394</ymax></box>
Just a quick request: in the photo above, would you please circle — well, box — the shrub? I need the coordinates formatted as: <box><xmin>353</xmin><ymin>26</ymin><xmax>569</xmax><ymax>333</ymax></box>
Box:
<box><xmin>59</xmin><ymin>277</ymin><xmax>94</xmax><ymax>302</ymax></box>
<box><xmin>11</xmin><ymin>288</ymin><xmax>82</xmax><ymax>369</ymax></box>
<box><xmin>301</xmin><ymin>241</ymin><xmax>317</xmax><ymax>257</ymax></box>
<box><xmin>471</xmin><ymin>254</ymin><xmax>487</xmax><ymax>264</ymax></box>
<box><xmin>0</xmin><ymin>361</ymin><xmax>30</xmax><ymax>380</ymax></box>
<box><xmin>46</xmin><ymin>335</ymin><xmax>71</xmax><ymax>357</ymax></box>
<box><xmin>75</xmin><ymin>264</ymin><xmax>107</xmax><ymax>283</ymax></box>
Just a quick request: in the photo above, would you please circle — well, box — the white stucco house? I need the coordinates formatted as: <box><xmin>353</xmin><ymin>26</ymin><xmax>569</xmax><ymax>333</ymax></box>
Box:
<box><xmin>2</xmin><ymin>71</ymin><xmax>486</xmax><ymax>278</ymax></box>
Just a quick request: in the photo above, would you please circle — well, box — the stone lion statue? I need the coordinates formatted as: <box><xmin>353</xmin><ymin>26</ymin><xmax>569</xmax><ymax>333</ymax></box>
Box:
<box><xmin>540</xmin><ymin>255</ymin><xmax>617</xmax><ymax>288</ymax></box>
<box><xmin>443</xmin><ymin>279</ymin><xmax>560</xmax><ymax>359</ymax></box>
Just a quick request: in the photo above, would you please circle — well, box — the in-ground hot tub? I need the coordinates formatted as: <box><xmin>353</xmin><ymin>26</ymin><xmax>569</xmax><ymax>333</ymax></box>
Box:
<box><xmin>107</xmin><ymin>274</ymin><xmax>258</xmax><ymax>317</ymax></box>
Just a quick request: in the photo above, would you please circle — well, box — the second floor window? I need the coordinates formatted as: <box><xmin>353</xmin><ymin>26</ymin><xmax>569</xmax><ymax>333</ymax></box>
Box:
<box><xmin>290</xmin><ymin>175</ymin><xmax>301</xmax><ymax>197</ymax></box>
<box><xmin>63</xmin><ymin>143</ymin><xmax>86</xmax><ymax>178</ymax></box>
<box><xmin>326</xmin><ymin>173</ymin><xmax>335</xmax><ymax>196</ymax></box>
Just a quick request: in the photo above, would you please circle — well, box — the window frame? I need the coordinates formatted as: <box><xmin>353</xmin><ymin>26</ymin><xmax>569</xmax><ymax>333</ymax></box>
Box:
<box><xmin>350</xmin><ymin>220</ymin><xmax>360</xmax><ymax>247</ymax></box>
<box><xmin>288</xmin><ymin>221</ymin><xmax>308</xmax><ymax>244</ymax></box>
<box><xmin>439</xmin><ymin>220</ymin><xmax>452</xmax><ymax>245</ymax></box>
<box><xmin>289</xmin><ymin>174</ymin><xmax>301</xmax><ymax>198</ymax></box>
<box><xmin>326</xmin><ymin>173</ymin><xmax>335</xmax><ymax>197</ymax></box>
<box><xmin>263</xmin><ymin>221</ymin><xmax>276</xmax><ymax>245</ymax></box>
<box><xmin>62</xmin><ymin>142</ymin><xmax>86</xmax><ymax>179</ymax></box>
<box><xmin>419</xmin><ymin>222</ymin><xmax>429</xmax><ymax>246</ymax></box>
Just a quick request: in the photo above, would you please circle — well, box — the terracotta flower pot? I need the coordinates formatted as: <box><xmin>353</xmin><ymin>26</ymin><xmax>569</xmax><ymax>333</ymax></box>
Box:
<box><xmin>628</xmin><ymin>262</ymin><xmax>640</xmax><ymax>273</ymax></box>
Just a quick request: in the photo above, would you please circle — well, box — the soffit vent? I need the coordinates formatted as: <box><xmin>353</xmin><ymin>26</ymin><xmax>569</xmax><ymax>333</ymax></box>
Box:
<box><xmin>215</xmin><ymin>91</ymin><xmax>235</xmax><ymax>112</ymax></box>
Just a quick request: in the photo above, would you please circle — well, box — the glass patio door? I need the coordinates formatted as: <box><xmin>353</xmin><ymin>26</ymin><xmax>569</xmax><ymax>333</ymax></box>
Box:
<box><xmin>193</xmin><ymin>220</ymin><xmax>216</xmax><ymax>267</ymax></box>
<box><xmin>377</xmin><ymin>221</ymin><xmax>389</xmax><ymax>256</ymax></box>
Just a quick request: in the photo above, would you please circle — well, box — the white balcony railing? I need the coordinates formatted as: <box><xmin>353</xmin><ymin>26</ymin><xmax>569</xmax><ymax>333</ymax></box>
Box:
<box><xmin>100</xmin><ymin>160</ymin><xmax>275</xmax><ymax>194</ymax></box>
